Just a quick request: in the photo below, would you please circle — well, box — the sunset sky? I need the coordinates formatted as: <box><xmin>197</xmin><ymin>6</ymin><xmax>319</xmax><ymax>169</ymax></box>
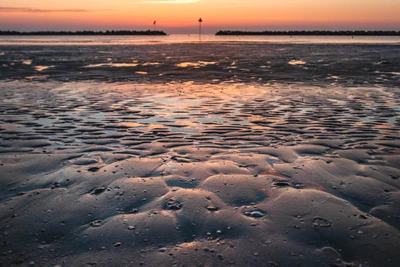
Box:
<box><xmin>0</xmin><ymin>0</ymin><xmax>399</xmax><ymax>33</ymax></box>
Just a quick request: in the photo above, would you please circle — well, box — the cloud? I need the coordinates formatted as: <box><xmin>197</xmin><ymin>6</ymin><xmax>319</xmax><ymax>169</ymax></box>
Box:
<box><xmin>127</xmin><ymin>0</ymin><xmax>199</xmax><ymax>4</ymax></box>
<box><xmin>0</xmin><ymin>7</ymin><xmax>90</xmax><ymax>13</ymax></box>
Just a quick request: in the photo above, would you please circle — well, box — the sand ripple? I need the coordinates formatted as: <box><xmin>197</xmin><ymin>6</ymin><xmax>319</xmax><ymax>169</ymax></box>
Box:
<box><xmin>0</xmin><ymin>82</ymin><xmax>399</xmax><ymax>266</ymax></box>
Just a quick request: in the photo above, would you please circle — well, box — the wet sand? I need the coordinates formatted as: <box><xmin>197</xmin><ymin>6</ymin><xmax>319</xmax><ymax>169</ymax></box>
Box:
<box><xmin>0</xmin><ymin>43</ymin><xmax>400</xmax><ymax>266</ymax></box>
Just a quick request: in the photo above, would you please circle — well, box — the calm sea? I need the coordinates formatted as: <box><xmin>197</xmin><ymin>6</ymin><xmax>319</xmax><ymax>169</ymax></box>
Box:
<box><xmin>0</xmin><ymin>34</ymin><xmax>399</xmax><ymax>45</ymax></box>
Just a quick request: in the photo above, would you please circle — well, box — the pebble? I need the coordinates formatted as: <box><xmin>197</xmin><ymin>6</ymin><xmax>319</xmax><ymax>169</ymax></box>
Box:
<box><xmin>114</xmin><ymin>242</ymin><xmax>122</xmax><ymax>247</ymax></box>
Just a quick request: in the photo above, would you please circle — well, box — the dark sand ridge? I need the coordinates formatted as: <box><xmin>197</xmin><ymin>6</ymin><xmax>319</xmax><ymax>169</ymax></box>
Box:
<box><xmin>0</xmin><ymin>78</ymin><xmax>399</xmax><ymax>266</ymax></box>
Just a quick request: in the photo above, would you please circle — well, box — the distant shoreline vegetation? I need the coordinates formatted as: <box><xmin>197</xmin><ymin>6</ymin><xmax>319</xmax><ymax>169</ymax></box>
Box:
<box><xmin>215</xmin><ymin>30</ymin><xmax>400</xmax><ymax>36</ymax></box>
<box><xmin>0</xmin><ymin>30</ymin><xmax>167</xmax><ymax>36</ymax></box>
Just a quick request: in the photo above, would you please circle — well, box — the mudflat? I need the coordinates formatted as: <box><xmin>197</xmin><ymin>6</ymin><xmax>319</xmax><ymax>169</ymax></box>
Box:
<box><xmin>0</xmin><ymin>43</ymin><xmax>400</xmax><ymax>266</ymax></box>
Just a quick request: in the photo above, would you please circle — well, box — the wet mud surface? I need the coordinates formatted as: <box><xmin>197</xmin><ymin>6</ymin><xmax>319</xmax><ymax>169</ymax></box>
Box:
<box><xmin>0</xmin><ymin>43</ymin><xmax>400</xmax><ymax>86</ymax></box>
<box><xmin>0</xmin><ymin>44</ymin><xmax>400</xmax><ymax>266</ymax></box>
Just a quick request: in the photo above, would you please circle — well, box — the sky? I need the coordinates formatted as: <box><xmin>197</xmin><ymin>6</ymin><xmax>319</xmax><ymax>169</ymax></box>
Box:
<box><xmin>0</xmin><ymin>0</ymin><xmax>399</xmax><ymax>33</ymax></box>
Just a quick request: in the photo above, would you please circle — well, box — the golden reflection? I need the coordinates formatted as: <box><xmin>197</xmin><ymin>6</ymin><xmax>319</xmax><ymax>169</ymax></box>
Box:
<box><xmin>288</xmin><ymin>60</ymin><xmax>306</xmax><ymax>65</ymax></box>
<box><xmin>176</xmin><ymin>61</ymin><xmax>217</xmax><ymax>68</ymax></box>
<box><xmin>35</xmin><ymin>66</ymin><xmax>53</xmax><ymax>72</ymax></box>
<box><xmin>84</xmin><ymin>63</ymin><xmax>139</xmax><ymax>68</ymax></box>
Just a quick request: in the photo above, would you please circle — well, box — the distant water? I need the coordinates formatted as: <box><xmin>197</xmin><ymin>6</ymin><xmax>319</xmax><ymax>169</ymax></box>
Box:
<box><xmin>1</xmin><ymin>34</ymin><xmax>400</xmax><ymax>45</ymax></box>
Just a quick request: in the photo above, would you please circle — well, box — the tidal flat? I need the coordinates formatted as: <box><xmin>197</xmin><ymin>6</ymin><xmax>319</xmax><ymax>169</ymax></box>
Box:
<box><xmin>0</xmin><ymin>42</ymin><xmax>400</xmax><ymax>266</ymax></box>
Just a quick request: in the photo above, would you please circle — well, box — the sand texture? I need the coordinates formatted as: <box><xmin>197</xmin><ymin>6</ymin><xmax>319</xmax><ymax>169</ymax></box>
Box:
<box><xmin>0</xmin><ymin>43</ymin><xmax>400</xmax><ymax>266</ymax></box>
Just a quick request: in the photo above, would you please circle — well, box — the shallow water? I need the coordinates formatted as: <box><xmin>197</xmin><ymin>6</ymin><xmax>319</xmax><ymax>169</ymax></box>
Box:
<box><xmin>0</xmin><ymin>42</ymin><xmax>400</xmax><ymax>266</ymax></box>
<box><xmin>1</xmin><ymin>34</ymin><xmax>400</xmax><ymax>45</ymax></box>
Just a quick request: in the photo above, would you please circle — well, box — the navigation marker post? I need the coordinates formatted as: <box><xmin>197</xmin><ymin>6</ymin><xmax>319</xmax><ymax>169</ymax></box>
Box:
<box><xmin>198</xmin><ymin>18</ymin><xmax>203</xmax><ymax>40</ymax></box>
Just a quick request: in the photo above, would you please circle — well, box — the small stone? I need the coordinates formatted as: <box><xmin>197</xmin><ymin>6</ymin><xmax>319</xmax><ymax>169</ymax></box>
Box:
<box><xmin>29</xmin><ymin>262</ymin><xmax>35</xmax><ymax>266</ymax></box>
<box><xmin>114</xmin><ymin>242</ymin><xmax>121</xmax><ymax>247</ymax></box>
<box><xmin>159</xmin><ymin>247</ymin><xmax>167</xmax><ymax>252</ymax></box>
<box><xmin>128</xmin><ymin>226</ymin><xmax>135</xmax><ymax>230</ymax></box>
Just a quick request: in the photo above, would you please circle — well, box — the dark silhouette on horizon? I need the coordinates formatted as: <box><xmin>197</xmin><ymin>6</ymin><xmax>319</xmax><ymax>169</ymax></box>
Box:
<box><xmin>1</xmin><ymin>29</ymin><xmax>399</xmax><ymax>36</ymax></box>
<box><xmin>199</xmin><ymin>18</ymin><xmax>203</xmax><ymax>40</ymax></box>
<box><xmin>216</xmin><ymin>30</ymin><xmax>400</xmax><ymax>36</ymax></box>
<box><xmin>0</xmin><ymin>30</ymin><xmax>167</xmax><ymax>36</ymax></box>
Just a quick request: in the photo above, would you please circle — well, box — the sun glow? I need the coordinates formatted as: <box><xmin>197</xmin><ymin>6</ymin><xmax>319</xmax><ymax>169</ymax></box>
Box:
<box><xmin>0</xmin><ymin>0</ymin><xmax>399</xmax><ymax>33</ymax></box>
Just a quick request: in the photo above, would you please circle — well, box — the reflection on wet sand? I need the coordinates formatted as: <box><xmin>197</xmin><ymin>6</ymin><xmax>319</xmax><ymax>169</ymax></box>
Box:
<box><xmin>176</xmin><ymin>61</ymin><xmax>217</xmax><ymax>68</ymax></box>
<box><xmin>34</xmin><ymin>65</ymin><xmax>53</xmax><ymax>72</ymax></box>
<box><xmin>0</xmin><ymin>81</ymin><xmax>399</xmax><ymax>266</ymax></box>
<box><xmin>84</xmin><ymin>62</ymin><xmax>139</xmax><ymax>68</ymax></box>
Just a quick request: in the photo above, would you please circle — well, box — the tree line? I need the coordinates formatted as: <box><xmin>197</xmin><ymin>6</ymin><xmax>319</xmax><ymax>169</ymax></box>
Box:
<box><xmin>0</xmin><ymin>30</ymin><xmax>167</xmax><ymax>36</ymax></box>
<box><xmin>215</xmin><ymin>30</ymin><xmax>400</xmax><ymax>36</ymax></box>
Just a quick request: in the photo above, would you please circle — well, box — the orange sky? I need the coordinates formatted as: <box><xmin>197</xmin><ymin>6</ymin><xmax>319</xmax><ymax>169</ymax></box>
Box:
<box><xmin>0</xmin><ymin>0</ymin><xmax>399</xmax><ymax>33</ymax></box>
